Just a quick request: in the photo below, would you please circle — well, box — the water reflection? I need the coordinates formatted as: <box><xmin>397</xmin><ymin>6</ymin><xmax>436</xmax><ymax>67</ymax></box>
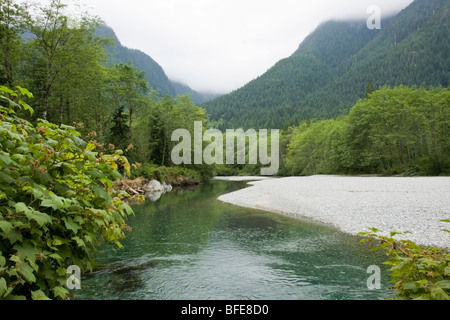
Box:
<box><xmin>76</xmin><ymin>180</ymin><xmax>394</xmax><ymax>300</ymax></box>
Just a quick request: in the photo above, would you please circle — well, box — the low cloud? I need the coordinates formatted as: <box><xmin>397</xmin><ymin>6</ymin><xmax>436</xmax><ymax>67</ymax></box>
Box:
<box><xmin>76</xmin><ymin>0</ymin><xmax>413</xmax><ymax>93</ymax></box>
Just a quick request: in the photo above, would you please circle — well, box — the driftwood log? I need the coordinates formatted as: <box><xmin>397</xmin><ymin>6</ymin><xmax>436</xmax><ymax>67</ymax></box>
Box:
<box><xmin>114</xmin><ymin>177</ymin><xmax>149</xmax><ymax>196</ymax></box>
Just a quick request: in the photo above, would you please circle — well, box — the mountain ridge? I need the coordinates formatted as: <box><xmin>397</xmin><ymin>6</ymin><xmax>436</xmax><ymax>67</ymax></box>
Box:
<box><xmin>95</xmin><ymin>24</ymin><xmax>220</xmax><ymax>104</ymax></box>
<box><xmin>203</xmin><ymin>0</ymin><xmax>450</xmax><ymax>129</ymax></box>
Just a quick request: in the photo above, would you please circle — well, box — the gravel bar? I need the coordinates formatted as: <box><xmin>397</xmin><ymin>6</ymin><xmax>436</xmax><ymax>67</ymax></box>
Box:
<box><xmin>217</xmin><ymin>175</ymin><xmax>450</xmax><ymax>248</ymax></box>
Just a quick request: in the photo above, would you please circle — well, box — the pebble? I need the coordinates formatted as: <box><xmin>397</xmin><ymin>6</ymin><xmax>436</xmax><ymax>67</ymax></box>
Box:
<box><xmin>218</xmin><ymin>175</ymin><xmax>450</xmax><ymax>248</ymax></box>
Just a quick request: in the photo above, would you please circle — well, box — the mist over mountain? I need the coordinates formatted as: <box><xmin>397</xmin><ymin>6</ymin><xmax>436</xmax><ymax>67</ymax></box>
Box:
<box><xmin>203</xmin><ymin>0</ymin><xmax>450</xmax><ymax>129</ymax></box>
<box><xmin>95</xmin><ymin>24</ymin><xmax>220</xmax><ymax>104</ymax></box>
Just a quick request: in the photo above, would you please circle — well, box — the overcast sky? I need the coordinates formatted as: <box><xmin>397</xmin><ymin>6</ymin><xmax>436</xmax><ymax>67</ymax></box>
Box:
<box><xmin>63</xmin><ymin>0</ymin><xmax>414</xmax><ymax>94</ymax></box>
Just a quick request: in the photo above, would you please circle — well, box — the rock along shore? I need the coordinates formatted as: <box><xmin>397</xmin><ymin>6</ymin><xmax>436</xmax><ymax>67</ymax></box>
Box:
<box><xmin>217</xmin><ymin>175</ymin><xmax>450</xmax><ymax>248</ymax></box>
<box><xmin>115</xmin><ymin>177</ymin><xmax>173</xmax><ymax>202</ymax></box>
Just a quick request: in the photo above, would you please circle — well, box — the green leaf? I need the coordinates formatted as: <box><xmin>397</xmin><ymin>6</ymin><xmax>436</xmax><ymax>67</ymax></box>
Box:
<box><xmin>51</xmin><ymin>236</ymin><xmax>69</xmax><ymax>247</ymax></box>
<box><xmin>40</xmin><ymin>198</ymin><xmax>54</xmax><ymax>209</ymax></box>
<box><xmin>0</xmin><ymin>277</ymin><xmax>7</xmax><ymax>297</ymax></box>
<box><xmin>14</xmin><ymin>202</ymin><xmax>30</xmax><ymax>215</ymax></box>
<box><xmin>389</xmin><ymin>231</ymin><xmax>403</xmax><ymax>237</ymax></box>
<box><xmin>417</xmin><ymin>282</ymin><xmax>430</xmax><ymax>292</ymax></box>
<box><xmin>72</xmin><ymin>236</ymin><xmax>85</xmax><ymax>248</ymax></box>
<box><xmin>48</xmin><ymin>253</ymin><xmax>63</xmax><ymax>262</ymax></box>
<box><xmin>0</xmin><ymin>153</ymin><xmax>12</xmax><ymax>166</ymax></box>
<box><xmin>110</xmin><ymin>170</ymin><xmax>122</xmax><ymax>180</ymax></box>
<box><xmin>40</xmin><ymin>193</ymin><xmax>64</xmax><ymax>210</ymax></box>
<box><xmin>444</xmin><ymin>267</ymin><xmax>450</xmax><ymax>276</ymax></box>
<box><xmin>67</xmin><ymin>205</ymin><xmax>83</xmax><ymax>213</ymax></box>
<box><xmin>62</xmin><ymin>217</ymin><xmax>81</xmax><ymax>234</ymax></box>
<box><xmin>0</xmin><ymin>220</ymin><xmax>14</xmax><ymax>234</ymax></box>
<box><xmin>0</xmin><ymin>253</ymin><xmax>6</xmax><ymax>267</ymax></box>
<box><xmin>26</xmin><ymin>209</ymin><xmax>52</xmax><ymax>227</ymax></box>
<box><xmin>87</xmin><ymin>169</ymin><xmax>104</xmax><ymax>179</ymax></box>
<box><xmin>84</xmin><ymin>234</ymin><xmax>94</xmax><ymax>244</ymax></box>
<box><xmin>28</xmin><ymin>185</ymin><xmax>45</xmax><ymax>199</ymax></box>
<box><xmin>14</xmin><ymin>240</ymin><xmax>39</xmax><ymax>260</ymax></box>
<box><xmin>430</xmin><ymin>287</ymin><xmax>450</xmax><ymax>300</ymax></box>
<box><xmin>11</xmin><ymin>154</ymin><xmax>26</xmax><ymax>164</ymax></box>
<box><xmin>0</xmin><ymin>171</ymin><xmax>15</xmax><ymax>184</ymax></box>
<box><xmin>91</xmin><ymin>184</ymin><xmax>111</xmax><ymax>206</ymax></box>
<box><xmin>402</xmin><ymin>282</ymin><xmax>418</xmax><ymax>291</ymax></box>
<box><xmin>0</xmin><ymin>85</ymin><xmax>17</xmax><ymax>96</ymax></box>
<box><xmin>5</xmin><ymin>229</ymin><xmax>22</xmax><ymax>244</ymax></box>
<box><xmin>17</xmin><ymin>262</ymin><xmax>36</xmax><ymax>283</ymax></box>
<box><xmin>412</xmin><ymin>293</ymin><xmax>431</xmax><ymax>300</ymax></box>
<box><xmin>15</xmin><ymin>86</ymin><xmax>33</xmax><ymax>98</ymax></box>
<box><xmin>18</xmin><ymin>100</ymin><xmax>34</xmax><ymax>116</ymax></box>
<box><xmin>120</xmin><ymin>202</ymin><xmax>134</xmax><ymax>216</ymax></box>
<box><xmin>53</xmin><ymin>286</ymin><xmax>69</xmax><ymax>299</ymax></box>
<box><xmin>436</xmin><ymin>280</ymin><xmax>450</xmax><ymax>290</ymax></box>
<box><xmin>31</xmin><ymin>290</ymin><xmax>51</xmax><ymax>300</ymax></box>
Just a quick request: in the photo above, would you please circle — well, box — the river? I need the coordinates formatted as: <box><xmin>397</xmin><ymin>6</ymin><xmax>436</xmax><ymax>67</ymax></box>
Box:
<box><xmin>75</xmin><ymin>179</ymin><xmax>394</xmax><ymax>300</ymax></box>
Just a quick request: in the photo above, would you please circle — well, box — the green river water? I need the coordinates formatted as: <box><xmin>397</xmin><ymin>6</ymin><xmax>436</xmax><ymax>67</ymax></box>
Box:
<box><xmin>75</xmin><ymin>179</ymin><xmax>394</xmax><ymax>300</ymax></box>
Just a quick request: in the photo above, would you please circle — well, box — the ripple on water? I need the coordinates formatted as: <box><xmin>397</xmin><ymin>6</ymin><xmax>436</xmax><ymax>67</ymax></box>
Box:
<box><xmin>76</xmin><ymin>180</ymin><xmax>394</xmax><ymax>300</ymax></box>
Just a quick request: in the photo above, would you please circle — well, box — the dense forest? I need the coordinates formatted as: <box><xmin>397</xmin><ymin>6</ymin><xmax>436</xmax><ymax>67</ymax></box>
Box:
<box><xmin>203</xmin><ymin>0</ymin><xmax>450</xmax><ymax>130</ymax></box>
<box><xmin>0</xmin><ymin>0</ymin><xmax>214</xmax><ymax>183</ymax></box>
<box><xmin>215</xmin><ymin>85</ymin><xmax>450</xmax><ymax>177</ymax></box>
<box><xmin>284</xmin><ymin>86</ymin><xmax>450</xmax><ymax>176</ymax></box>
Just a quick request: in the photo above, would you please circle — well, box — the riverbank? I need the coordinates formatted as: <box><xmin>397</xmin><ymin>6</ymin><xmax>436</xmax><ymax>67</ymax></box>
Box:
<box><xmin>115</xmin><ymin>174</ymin><xmax>201</xmax><ymax>202</ymax></box>
<box><xmin>217</xmin><ymin>175</ymin><xmax>450</xmax><ymax>248</ymax></box>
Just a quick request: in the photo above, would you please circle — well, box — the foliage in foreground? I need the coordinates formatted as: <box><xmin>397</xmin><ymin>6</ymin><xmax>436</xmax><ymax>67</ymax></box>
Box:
<box><xmin>0</xmin><ymin>86</ymin><xmax>134</xmax><ymax>300</ymax></box>
<box><xmin>360</xmin><ymin>224</ymin><xmax>450</xmax><ymax>300</ymax></box>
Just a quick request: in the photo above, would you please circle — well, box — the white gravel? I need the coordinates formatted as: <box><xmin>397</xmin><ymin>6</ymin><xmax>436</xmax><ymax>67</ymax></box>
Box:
<box><xmin>217</xmin><ymin>175</ymin><xmax>450</xmax><ymax>248</ymax></box>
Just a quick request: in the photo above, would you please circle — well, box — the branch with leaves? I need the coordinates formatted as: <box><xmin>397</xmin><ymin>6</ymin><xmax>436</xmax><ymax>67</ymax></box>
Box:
<box><xmin>359</xmin><ymin>221</ymin><xmax>450</xmax><ymax>300</ymax></box>
<box><xmin>0</xmin><ymin>86</ymin><xmax>134</xmax><ymax>300</ymax></box>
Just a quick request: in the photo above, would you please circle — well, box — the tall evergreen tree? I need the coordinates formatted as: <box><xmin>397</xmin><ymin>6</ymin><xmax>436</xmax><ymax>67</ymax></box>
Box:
<box><xmin>365</xmin><ymin>80</ymin><xmax>375</xmax><ymax>99</ymax></box>
<box><xmin>109</xmin><ymin>105</ymin><xmax>130</xmax><ymax>151</ymax></box>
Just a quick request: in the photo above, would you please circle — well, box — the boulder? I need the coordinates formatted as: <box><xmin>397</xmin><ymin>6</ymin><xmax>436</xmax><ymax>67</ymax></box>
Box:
<box><xmin>146</xmin><ymin>191</ymin><xmax>164</xmax><ymax>202</ymax></box>
<box><xmin>143</xmin><ymin>180</ymin><xmax>173</xmax><ymax>201</ymax></box>
<box><xmin>143</xmin><ymin>180</ymin><xmax>165</xmax><ymax>193</ymax></box>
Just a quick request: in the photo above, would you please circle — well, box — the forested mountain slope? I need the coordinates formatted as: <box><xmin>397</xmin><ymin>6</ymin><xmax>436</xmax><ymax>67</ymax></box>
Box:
<box><xmin>95</xmin><ymin>24</ymin><xmax>175</xmax><ymax>97</ymax></box>
<box><xmin>203</xmin><ymin>0</ymin><xmax>450</xmax><ymax>129</ymax></box>
<box><xmin>96</xmin><ymin>24</ymin><xmax>218</xmax><ymax>104</ymax></box>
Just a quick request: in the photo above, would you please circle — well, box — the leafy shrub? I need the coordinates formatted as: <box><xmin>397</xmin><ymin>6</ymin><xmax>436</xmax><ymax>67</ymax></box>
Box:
<box><xmin>0</xmin><ymin>86</ymin><xmax>134</xmax><ymax>300</ymax></box>
<box><xmin>360</xmin><ymin>225</ymin><xmax>450</xmax><ymax>300</ymax></box>
<box><xmin>130</xmin><ymin>163</ymin><xmax>159</xmax><ymax>180</ymax></box>
<box><xmin>164</xmin><ymin>166</ymin><xmax>202</xmax><ymax>185</ymax></box>
<box><xmin>131</xmin><ymin>163</ymin><xmax>203</xmax><ymax>186</ymax></box>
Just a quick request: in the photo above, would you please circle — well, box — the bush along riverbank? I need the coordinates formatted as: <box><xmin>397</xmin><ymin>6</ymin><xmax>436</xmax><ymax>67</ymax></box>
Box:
<box><xmin>360</xmin><ymin>226</ymin><xmax>450</xmax><ymax>300</ymax></box>
<box><xmin>0</xmin><ymin>86</ymin><xmax>209</xmax><ymax>300</ymax></box>
<box><xmin>0</xmin><ymin>86</ymin><xmax>134</xmax><ymax>300</ymax></box>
